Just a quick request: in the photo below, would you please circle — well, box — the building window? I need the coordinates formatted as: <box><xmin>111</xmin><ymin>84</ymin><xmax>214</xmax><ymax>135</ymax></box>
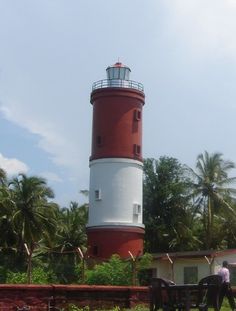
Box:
<box><xmin>133</xmin><ymin>144</ymin><xmax>141</xmax><ymax>155</ymax></box>
<box><xmin>134</xmin><ymin>109</ymin><xmax>141</xmax><ymax>121</ymax></box>
<box><xmin>133</xmin><ymin>203</ymin><xmax>141</xmax><ymax>215</ymax></box>
<box><xmin>184</xmin><ymin>266</ymin><xmax>198</xmax><ymax>284</ymax></box>
<box><xmin>95</xmin><ymin>189</ymin><xmax>101</xmax><ymax>200</ymax></box>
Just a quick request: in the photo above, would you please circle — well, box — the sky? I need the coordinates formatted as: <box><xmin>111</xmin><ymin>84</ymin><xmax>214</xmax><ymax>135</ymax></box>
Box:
<box><xmin>1</xmin><ymin>0</ymin><xmax>236</xmax><ymax>207</ymax></box>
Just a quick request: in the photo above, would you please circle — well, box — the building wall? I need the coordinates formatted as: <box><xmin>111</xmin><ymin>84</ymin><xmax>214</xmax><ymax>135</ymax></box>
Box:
<box><xmin>0</xmin><ymin>284</ymin><xmax>149</xmax><ymax>310</ymax></box>
<box><xmin>90</xmin><ymin>88</ymin><xmax>144</xmax><ymax>161</ymax></box>
<box><xmin>86</xmin><ymin>226</ymin><xmax>144</xmax><ymax>258</ymax></box>
<box><xmin>151</xmin><ymin>251</ymin><xmax>236</xmax><ymax>285</ymax></box>
<box><xmin>88</xmin><ymin>70</ymin><xmax>145</xmax><ymax>259</ymax></box>
<box><xmin>155</xmin><ymin>261</ymin><xmax>173</xmax><ymax>281</ymax></box>
<box><xmin>173</xmin><ymin>259</ymin><xmax>211</xmax><ymax>284</ymax></box>
<box><xmin>88</xmin><ymin>158</ymin><xmax>143</xmax><ymax>227</ymax></box>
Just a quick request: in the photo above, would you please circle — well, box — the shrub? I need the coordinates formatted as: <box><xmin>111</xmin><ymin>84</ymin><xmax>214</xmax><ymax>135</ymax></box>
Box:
<box><xmin>6</xmin><ymin>267</ymin><xmax>50</xmax><ymax>284</ymax></box>
<box><xmin>86</xmin><ymin>254</ymin><xmax>131</xmax><ymax>285</ymax></box>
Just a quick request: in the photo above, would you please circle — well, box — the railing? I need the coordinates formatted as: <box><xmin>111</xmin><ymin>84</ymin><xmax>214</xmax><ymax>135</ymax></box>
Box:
<box><xmin>92</xmin><ymin>79</ymin><xmax>144</xmax><ymax>92</ymax></box>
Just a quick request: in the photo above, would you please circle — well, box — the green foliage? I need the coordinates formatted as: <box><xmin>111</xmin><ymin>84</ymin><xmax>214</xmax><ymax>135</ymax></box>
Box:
<box><xmin>56</xmin><ymin>202</ymin><xmax>88</xmax><ymax>252</ymax></box>
<box><xmin>143</xmin><ymin>157</ymin><xmax>200</xmax><ymax>252</ymax></box>
<box><xmin>131</xmin><ymin>305</ymin><xmax>149</xmax><ymax>311</ymax></box>
<box><xmin>0</xmin><ymin>169</ymin><xmax>88</xmax><ymax>284</ymax></box>
<box><xmin>189</xmin><ymin>151</ymin><xmax>236</xmax><ymax>249</ymax></box>
<box><xmin>30</xmin><ymin>267</ymin><xmax>49</xmax><ymax>284</ymax></box>
<box><xmin>138</xmin><ymin>253</ymin><xmax>153</xmax><ymax>270</ymax></box>
<box><xmin>64</xmin><ymin>302</ymin><xmax>230</xmax><ymax>311</ymax></box>
<box><xmin>1</xmin><ymin>152</ymin><xmax>236</xmax><ymax>285</ymax></box>
<box><xmin>6</xmin><ymin>271</ymin><xmax>27</xmax><ymax>284</ymax></box>
<box><xmin>137</xmin><ymin>253</ymin><xmax>153</xmax><ymax>285</ymax></box>
<box><xmin>65</xmin><ymin>306</ymin><xmax>149</xmax><ymax>311</ymax></box>
<box><xmin>0</xmin><ymin>266</ymin><xmax>8</xmax><ymax>283</ymax></box>
<box><xmin>6</xmin><ymin>267</ymin><xmax>51</xmax><ymax>284</ymax></box>
<box><xmin>43</xmin><ymin>202</ymin><xmax>88</xmax><ymax>284</ymax></box>
<box><xmin>74</xmin><ymin>261</ymin><xmax>87</xmax><ymax>284</ymax></box>
<box><xmin>67</xmin><ymin>305</ymin><xmax>89</xmax><ymax>311</ymax></box>
<box><xmin>86</xmin><ymin>254</ymin><xmax>131</xmax><ymax>285</ymax></box>
<box><xmin>10</xmin><ymin>173</ymin><xmax>56</xmax><ymax>249</ymax></box>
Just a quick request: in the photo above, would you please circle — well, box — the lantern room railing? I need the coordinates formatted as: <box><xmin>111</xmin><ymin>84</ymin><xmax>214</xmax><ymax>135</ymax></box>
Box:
<box><xmin>92</xmin><ymin>79</ymin><xmax>144</xmax><ymax>92</ymax></box>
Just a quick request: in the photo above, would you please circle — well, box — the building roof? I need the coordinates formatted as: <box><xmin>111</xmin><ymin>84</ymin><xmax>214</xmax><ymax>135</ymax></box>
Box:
<box><xmin>152</xmin><ymin>249</ymin><xmax>236</xmax><ymax>260</ymax></box>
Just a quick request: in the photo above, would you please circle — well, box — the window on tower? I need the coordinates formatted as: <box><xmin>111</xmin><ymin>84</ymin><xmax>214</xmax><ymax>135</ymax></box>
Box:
<box><xmin>134</xmin><ymin>109</ymin><xmax>142</xmax><ymax>121</ymax></box>
<box><xmin>133</xmin><ymin>144</ymin><xmax>141</xmax><ymax>155</ymax></box>
<box><xmin>95</xmin><ymin>189</ymin><xmax>101</xmax><ymax>200</ymax></box>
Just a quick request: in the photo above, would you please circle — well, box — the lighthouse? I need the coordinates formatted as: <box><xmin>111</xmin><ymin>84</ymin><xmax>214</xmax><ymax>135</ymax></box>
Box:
<box><xmin>87</xmin><ymin>62</ymin><xmax>145</xmax><ymax>259</ymax></box>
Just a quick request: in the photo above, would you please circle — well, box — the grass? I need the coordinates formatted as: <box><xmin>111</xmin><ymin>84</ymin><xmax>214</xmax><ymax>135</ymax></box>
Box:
<box><xmin>66</xmin><ymin>299</ymin><xmax>232</xmax><ymax>310</ymax></box>
<box><xmin>65</xmin><ymin>298</ymin><xmax>231</xmax><ymax>311</ymax></box>
<box><xmin>219</xmin><ymin>299</ymin><xmax>231</xmax><ymax>311</ymax></box>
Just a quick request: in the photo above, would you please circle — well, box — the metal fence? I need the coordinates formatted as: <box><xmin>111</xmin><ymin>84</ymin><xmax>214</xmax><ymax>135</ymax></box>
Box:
<box><xmin>92</xmin><ymin>79</ymin><xmax>144</xmax><ymax>92</ymax></box>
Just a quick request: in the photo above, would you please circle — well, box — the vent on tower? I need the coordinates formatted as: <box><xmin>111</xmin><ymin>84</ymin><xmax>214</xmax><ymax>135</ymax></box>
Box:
<box><xmin>96</xmin><ymin>135</ymin><xmax>102</xmax><ymax>146</ymax></box>
<box><xmin>133</xmin><ymin>203</ymin><xmax>141</xmax><ymax>215</ymax></box>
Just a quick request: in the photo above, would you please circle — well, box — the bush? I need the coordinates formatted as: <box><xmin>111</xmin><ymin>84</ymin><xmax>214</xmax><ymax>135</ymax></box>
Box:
<box><xmin>0</xmin><ymin>266</ymin><xmax>8</xmax><ymax>283</ymax></box>
<box><xmin>6</xmin><ymin>271</ymin><xmax>27</xmax><ymax>284</ymax></box>
<box><xmin>67</xmin><ymin>305</ymin><xmax>89</xmax><ymax>311</ymax></box>
<box><xmin>6</xmin><ymin>267</ymin><xmax>51</xmax><ymax>284</ymax></box>
<box><xmin>86</xmin><ymin>254</ymin><xmax>131</xmax><ymax>285</ymax></box>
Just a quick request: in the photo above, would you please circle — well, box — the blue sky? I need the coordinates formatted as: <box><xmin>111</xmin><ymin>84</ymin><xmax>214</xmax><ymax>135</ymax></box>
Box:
<box><xmin>1</xmin><ymin>0</ymin><xmax>236</xmax><ymax>207</ymax></box>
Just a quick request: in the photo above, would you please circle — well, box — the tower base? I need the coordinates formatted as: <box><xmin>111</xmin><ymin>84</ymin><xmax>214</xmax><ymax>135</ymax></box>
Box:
<box><xmin>86</xmin><ymin>226</ymin><xmax>144</xmax><ymax>259</ymax></box>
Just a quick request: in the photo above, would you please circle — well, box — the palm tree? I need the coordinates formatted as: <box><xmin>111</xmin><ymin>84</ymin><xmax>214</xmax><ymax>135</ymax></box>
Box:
<box><xmin>9</xmin><ymin>173</ymin><xmax>57</xmax><ymax>282</ymax></box>
<box><xmin>9</xmin><ymin>173</ymin><xmax>56</xmax><ymax>248</ymax></box>
<box><xmin>143</xmin><ymin>157</ymin><xmax>199</xmax><ymax>252</ymax></box>
<box><xmin>45</xmin><ymin>201</ymin><xmax>88</xmax><ymax>283</ymax></box>
<box><xmin>189</xmin><ymin>151</ymin><xmax>236</xmax><ymax>249</ymax></box>
<box><xmin>57</xmin><ymin>201</ymin><xmax>88</xmax><ymax>252</ymax></box>
<box><xmin>0</xmin><ymin>167</ymin><xmax>6</xmax><ymax>185</ymax></box>
<box><xmin>0</xmin><ymin>168</ymin><xmax>16</xmax><ymax>248</ymax></box>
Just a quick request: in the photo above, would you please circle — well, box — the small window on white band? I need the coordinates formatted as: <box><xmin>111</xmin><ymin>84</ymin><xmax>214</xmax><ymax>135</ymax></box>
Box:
<box><xmin>95</xmin><ymin>189</ymin><xmax>101</xmax><ymax>201</ymax></box>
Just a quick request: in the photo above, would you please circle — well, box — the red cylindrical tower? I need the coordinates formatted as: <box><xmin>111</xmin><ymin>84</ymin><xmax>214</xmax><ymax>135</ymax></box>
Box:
<box><xmin>87</xmin><ymin>62</ymin><xmax>145</xmax><ymax>259</ymax></box>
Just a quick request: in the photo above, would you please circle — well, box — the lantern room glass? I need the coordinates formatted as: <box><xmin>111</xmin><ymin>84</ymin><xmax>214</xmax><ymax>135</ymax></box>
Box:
<box><xmin>106</xmin><ymin>64</ymin><xmax>131</xmax><ymax>80</ymax></box>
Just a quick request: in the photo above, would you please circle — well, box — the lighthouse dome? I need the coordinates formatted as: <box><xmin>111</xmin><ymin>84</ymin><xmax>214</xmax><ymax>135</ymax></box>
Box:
<box><xmin>106</xmin><ymin>62</ymin><xmax>131</xmax><ymax>80</ymax></box>
<box><xmin>92</xmin><ymin>62</ymin><xmax>143</xmax><ymax>92</ymax></box>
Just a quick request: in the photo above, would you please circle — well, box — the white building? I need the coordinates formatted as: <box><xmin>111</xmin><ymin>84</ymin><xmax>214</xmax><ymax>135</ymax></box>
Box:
<box><xmin>150</xmin><ymin>249</ymin><xmax>236</xmax><ymax>286</ymax></box>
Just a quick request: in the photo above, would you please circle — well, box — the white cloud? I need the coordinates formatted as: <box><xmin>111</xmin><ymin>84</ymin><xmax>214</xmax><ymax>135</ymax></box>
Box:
<box><xmin>162</xmin><ymin>0</ymin><xmax>236</xmax><ymax>60</ymax></box>
<box><xmin>0</xmin><ymin>153</ymin><xmax>28</xmax><ymax>176</ymax></box>
<box><xmin>40</xmin><ymin>171</ymin><xmax>63</xmax><ymax>183</ymax></box>
<box><xmin>0</xmin><ymin>102</ymin><xmax>85</xmax><ymax>170</ymax></box>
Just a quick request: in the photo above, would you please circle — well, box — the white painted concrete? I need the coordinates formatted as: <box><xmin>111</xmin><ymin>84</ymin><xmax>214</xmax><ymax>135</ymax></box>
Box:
<box><xmin>88</xmin><ymin>158</ymin><xmax>144</xmax><ymax>228</ymax></box>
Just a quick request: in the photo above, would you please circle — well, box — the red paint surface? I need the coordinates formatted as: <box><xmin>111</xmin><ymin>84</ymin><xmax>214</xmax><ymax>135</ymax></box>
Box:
<box><xmin>90</xmin><ymin>88</ymin><xmax>145</xmax><ymax>161</ymax></box>
<box><xmin>87</xmin><ymin>226</ymin><xmax>144</xmax><ymax>259</ymax></box>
